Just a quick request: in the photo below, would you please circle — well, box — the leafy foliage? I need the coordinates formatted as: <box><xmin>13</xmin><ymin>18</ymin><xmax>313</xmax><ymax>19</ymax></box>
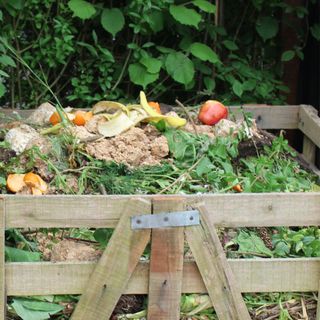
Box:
<box><xmin>0</xmin><ymin>0</ymin><xmax>318</xmax><ymax>107</ymax></box>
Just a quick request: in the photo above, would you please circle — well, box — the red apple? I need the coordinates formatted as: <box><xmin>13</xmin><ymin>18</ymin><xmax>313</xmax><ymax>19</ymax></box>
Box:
<box><xmin>198</xmin><ymin>100</ymin><xmax>228</xmax><ymax>125</ymax></box>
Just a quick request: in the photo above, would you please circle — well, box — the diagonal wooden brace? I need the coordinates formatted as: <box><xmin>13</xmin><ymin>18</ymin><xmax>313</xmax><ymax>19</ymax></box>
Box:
<box><xmin>71</xmin><ymin>198</ymin><xmax>151</xmax><ymax>320</ymax></box>
<box><xmin>185</xmin><ymin>204</ymin><xmax>251</xmax><ymax>320</ymax></box>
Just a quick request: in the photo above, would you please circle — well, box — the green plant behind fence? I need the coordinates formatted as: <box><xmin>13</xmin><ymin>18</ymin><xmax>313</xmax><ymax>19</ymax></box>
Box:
<box><xmin>0</xmin><ymin>0</ymin><xmax>319</xmax><ymax>108</ymax></box>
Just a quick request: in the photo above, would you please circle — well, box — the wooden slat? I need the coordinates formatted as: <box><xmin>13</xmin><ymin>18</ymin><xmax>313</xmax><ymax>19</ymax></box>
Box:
<box><xmin>5</xmin><ymin>193</ymin><xmax>320</xmax><ymax>228</ymax></box>
<box><xmin>303</xmin><ymin>136</ymin><xmax>316</xmax><ymax>165</ymax></box>
<box><xmin>5</xmin><ymin>258</ymin><xmax>320</xmax><ymax>296</ymax></box>
<box><xmin>0</xmin><ymin>198</ymin><xmax>5</xmax><ymax>320</ymax></box>
<box><xmin>70</xmin><ymin>198</ymin><xmax>151</xmax><ymax>320</ymax></box>
<box><xmin>229</xmin><ymin>105</ymin><xmax>300</xmax><ymax>129</ymax></box>
<box><xmin>147</xmin><ymin>198</ymin><xmax>185</xmax><ymax>320</ymax></box>
<box><xmin>298</xmin><ymin>105</ymin><xmax>320</xmax><ymax>148</ymax></box>
<box><xmin>186</xmin><ymin>205</ymin><xmax>251</xmax><ymax>320</ymax></box>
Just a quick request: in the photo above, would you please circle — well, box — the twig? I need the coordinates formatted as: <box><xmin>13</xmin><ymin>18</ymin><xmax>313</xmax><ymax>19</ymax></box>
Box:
<box><xmin>227</xmin><ymin>250</ymin><xmax>272</xmax><ymax>258</ymax></box>
<box><xmin>175</xmin><ymin>99</ymin><xmax>198</xmax><ymax>135</ymax></box>
<box><xmin>159</xmin><ymin>155</ymin><xmax>205</xmax><ymax>194</ymax></box>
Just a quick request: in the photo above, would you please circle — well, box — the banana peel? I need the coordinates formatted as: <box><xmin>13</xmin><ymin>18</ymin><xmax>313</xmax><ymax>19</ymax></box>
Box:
<box><xmin>140</xmin><ymin>91</ymin><xmax>187</xmax><ymax>128</ymax></box>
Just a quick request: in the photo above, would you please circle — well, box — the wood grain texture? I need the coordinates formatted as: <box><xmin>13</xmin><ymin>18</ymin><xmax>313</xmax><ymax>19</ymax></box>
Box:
<box><xmin>5</xmin><ymin>258</ymin><xmax>320</xmax><ymax>296</ymax></box>
<box><xmin>147</xmin><ymin>198</ymin><xmax>185</xmax><ymax>320</ymax></box>
<box><xmin>185</xmin><ymin>205</ymin><xmax>251</xmax><ymax>320</ymax></box>
<box><xmin>5</xmin><ymin>193</ymin><xmax>320</xmax><ymax>228</ymax></box>
<box><xmin>298</xmin><ymin>105</ymin><xmax>320</xmax><ymax>148</ymax></box>
<box><xmin>229</xmin><ymin>105</ymin><xmax>300</xmax><ymax>129</ymax></box>
<box><xmin>0</xmin><ymin>198</ymin><xmax>5</xmax><ymax>320</ymax></box>
<box><xmin>303</xmin><ymin>136</ymin><xmax>316</xmax><ymax>164</ymax></box>
<box><xmin>71</xmin><ymin>198</ymin><xmax>151</xmax><ymax>320</ymax></box>
<box><xmin>317</xmin><ymin>280</ymin><xmax>320</xmax><ymax>320</ymax></box>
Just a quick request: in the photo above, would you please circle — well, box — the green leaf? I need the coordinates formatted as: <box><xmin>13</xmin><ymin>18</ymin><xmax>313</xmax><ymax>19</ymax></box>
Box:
<box><xmin>165</xmin><ymin>52</ymin><xmax>195</xmax><ymax>85</ymax></box>
<box><xmin>12</xmin><ymin>299</ymin><xmax>63</xmax><ymax>320</ymax></box>
<box><xmin>256</xmin><ymin>17</ymin><xmax>279</xmax><ymax>41</ymax></box>
<box><xmin>169</xmin><ymin>5</ymin><xmax>201</xmax><ymax>29</ymax></box>
<box><xmin>148</xmin><ymin>11</ymin><xmax>164</xmax><ymax>33</ymax></box>
<box><xmin>0</xmin><ymin>10</ymin><xmax>3</xmax><ymax>21</ymax></box>
<box><xmin>68</xmin><ymin>0</ymin><xmax>96</xmax><ymax>20</ymax></box>
<box><xmin>235</xmin><ymin>231</ymin><xmax>273</xmax><ymax>257</ymax></box>
<box><xmin>0</xmin><ymin>82</ymin><xmax>5</xmax><ymax>97</ymax></box>
<box><xmin>189</xmin><ymin>42</ymin><xmax>220</xmax><ymax>64</ymax></box>
<box><xmin>193</xmin><ymin>0</ymin><xmax>216</xmax><ymax>13</ymax></box>
<box><xmin>128</xmin><ymin>63</ymin><xmax>159</xmax><ymax>89</ymax></box>
<box><xmin>311</xmin><ymin>23</ymin><xmax>320</xmax><ymax>41</ymax></box>
<box><xmin>223</xmin><ymin>40</ymin><xmax>238</xmax><ymax>51</ymax></box>
<box><xmin>93</xmin><ymin>228</ymin><xmax>113</xmax><ymax>246</ymax></box>
<box><xmin>5</xmin><ymin>246</ymin><xmax>41</xmax><ymax>262</ymax></box>
<box><xmin>156</xmin><ymin>46</ymin><xmax>176</xmax><ymax>54</ymax></box>
<box><xmin>101</xmin><ymin>8</ymin><xmax>125</xmax><ymax>37</ymax></box>
<box><xmin>232</xmin><ymin>80</ymin><xmax>243</xmax><ymax>97</ymax></box>
<box><xmin>204</xmin><ymin>77</ymin><xmax>215</xmax><ymax>92</ymax></box>
<box><xmin>140</xmin><ymin>57</ymin><xmax>162</xmax><ymax>74</ymax></box>
<box><xmin>196</xmin><ymin>157</ymin><xmax>213</xmax><ymax>176</ymax></box>
<box><xmin>274</xmin><ymin>241</ymin><xmax>290</xmax><ymax>257</ymax></box>
<box><xmin>0</xmin><ymin>55</ymin><xmax>16</xmax><ymax>67</ymax></box>
<box><xmin>281</xmin><ymin>50</ymin><xmax>295</xmax><ymax>62</ymax></box>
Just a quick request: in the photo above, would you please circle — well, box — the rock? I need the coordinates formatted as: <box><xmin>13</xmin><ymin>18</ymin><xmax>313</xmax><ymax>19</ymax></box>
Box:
<box><xmin>26</xmin><ymin>102</ymin><xmax>56</xmax><ymax>126</ymax></box>
<box><xmin>5</xmin><ymin>124</ymin><xmax>49</xmax><ymax>154</ymax></box>
<box><xmin>213</xmin><ymin>119</ymin><xmax>240</xmax><ymax>137</ymax></box>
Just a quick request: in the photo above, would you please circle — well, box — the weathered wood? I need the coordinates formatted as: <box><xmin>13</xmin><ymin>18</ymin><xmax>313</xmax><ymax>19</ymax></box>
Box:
<box><xmin>298</xmin><ymin>105</ymin><xmax>320</xmax><ymax>148</ymax></box>
<box><xmin>5</xmin><ymin>193</ymin><xmax>320</xmax><ymax>228</ymax></box>
<box><xmin>5</xmin><ymin>258</ymin><xmax>320</xmax><ymax>296</ymax></box>
<box><xmin>147</xmin><ymin>198</ymin><xmax>185</xmax><ymax>320</ymax></box>
<box><xmin>229</xmin><ymin>105</ymin><xmax>300</xmax><ymax>129</ymax></box>
<box><xmin>71</xmin><ymin>198</ymin><xmax>151</xmax><ymax>320</ymax></box>
<box><xmin>0</xmin><ymin>105</ymin><xmax>300</xmax><ymax>129</ymax></box>
<box><xmin>317</xmin><ymin>280</ymin><xmax>320</xmax><ymax>320</ymax></box>
<box><xmin>303</xmin><ymin>135</ymin><xmax>316</xmax><ymax>164</ymax></box>
<box><xmin>185</xmin><ymin>205</ymin><xmax>251</xmax><ymax>320</ymax></box>
<box><xmin>0</xmin><ymin>198</ymin><xmax>5</xmax><ymax>320</ymax></box>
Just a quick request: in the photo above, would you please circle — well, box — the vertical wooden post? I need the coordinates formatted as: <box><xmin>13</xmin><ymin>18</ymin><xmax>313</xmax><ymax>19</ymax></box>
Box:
<box><xmin>316</xmin><ymin>280</ymin><xmax>320</xmax><ymax>320</ymax></box>
<box><xmin>303</xmin><ymin>135</ymin><xmax>316</xmax><ymax>164</ymax></box>
<box><xmin>0</xmin><ymin>198</ymin><xmax>5</xmax><ymax>320</ymax></box>
<box><xmin>147</xmin><ymin>197</ymin><xmax>185</xmax><ymax>320</ymax></box>
<box><xmin>185</xmin><ymin>205</ymin><xmax>251</xmax><ymax>320</ymax></box>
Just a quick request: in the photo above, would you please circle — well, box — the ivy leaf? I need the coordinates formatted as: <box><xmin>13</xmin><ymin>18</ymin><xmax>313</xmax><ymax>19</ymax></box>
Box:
<box><xmin>204</xmin><ymin>77</ymin><xmax>215</xmax><ymax>92</ymax></box>
<box><xmin>0</xmin><ymin>10</ymin><xmax>2</xmax><ymax>22</ymax></box>
<box><xmin>193</xmin><ymin>0</ymin><xmax>216</xmax><ymax>13</ymax></box>
<box><xmin>190</xmin><ymin>42</ymin><xmax>220</xmax><ymax>64</ymax></box>
<box><xmin>0</xmin><ymin>55</ymin><xmax>16</xmax><ymax>67</ymax></box>
<box><xmin>68</xmin><ymin>0</ymin><xmax>96</xmax><ymax>20</ymax></box>
<box><xmin>169</xmin><ymin>5</ymin><xmax>201</xmax><ymax>29</ymax></box>
<box><xmin>311</xmin><ymin>23</ymin><xmax>320</xmax><ymax>41</ymax></box>
<box><xmin>196</xmin><ymin>156</ymin><xmax>213</xmax><ymax>176</ymax></box>
<box><xmin>140</xmin><ymin>57</ymin><xmax>162</xmax><ymax>74</ymax></box>
<box><xmin>165</xmin><ymin>52</ymin><xmax>195</xmax><ymax>85</ymax></box>
<box><xmin>232</xmin><ymin>80</ymin><xmax>243</xmax><ymax>97</ymax></box>
<box><xmin>223</xmin><ymin>40</ymin><xmax>238</xmax><ymax>51</ymax></box>
<box><xmin>256</xmin><ymin>17</ymin><xmax>279</xmax><ymax>41</ymax></box>
<box><xmin>128</xmin><ymin>63</ymin><xmax>159</xmax><ymax>89</ymax></box>
<box><xmin>281</xmin><ymin>50</ymin><xmax>295</xmax><ymax>62</ymax></box>
<box><xmin>0</xmin><ymin>70</ymin><xmax>9</xmax><ymax>77</ymax></box>
<box><xmin>148</xmin><ymin>11</ymin><xmax>164</xmax><ymax>33</ymax></box>
<box><xmin>101</xmin><ymin>8</ymin><xmax>125</xmax><ymax>38</ymax></box>
<box><xmin>0</xmin><ymin>82</ymin><xmax>5</xmax><ymax>98</ymax></box>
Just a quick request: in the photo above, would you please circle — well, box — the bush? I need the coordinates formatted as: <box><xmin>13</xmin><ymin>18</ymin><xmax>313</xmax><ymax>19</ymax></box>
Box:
<box><xmin>0</xmin><ymin>0</ymin><xmax>319</xmax><ymax>108</ymax></box>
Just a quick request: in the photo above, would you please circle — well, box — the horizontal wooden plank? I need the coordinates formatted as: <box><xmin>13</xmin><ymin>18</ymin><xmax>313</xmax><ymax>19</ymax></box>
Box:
<box><xmin>229</xmin><ymin>105</ymin><xmax>300</xmax><ymax>129</ymax></box>
<box><xmin>6</xmin><ymin>258</ymin><xmax>320</xmax><ymax>296</ymax></box>
<box><xmin>0</xmin><ymin>105</ymin><xmax>300</xmax><ymax>129</ymax></box>
<box><xmin>298</xmin><ymin>105</ymin><xmax>320</xmax><ymax>148</ymax></box>
<box><xmin>5</xmin><ymin>193</ymin><xmax>320</xmax><ymax>228</ymax></box>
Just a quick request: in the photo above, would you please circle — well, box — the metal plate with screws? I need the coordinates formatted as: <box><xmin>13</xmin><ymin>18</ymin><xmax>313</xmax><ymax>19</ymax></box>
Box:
<box><xmin>131</xmin><ymin>210</ymin><xmax>200</xmax><ymax>229</ymax></box>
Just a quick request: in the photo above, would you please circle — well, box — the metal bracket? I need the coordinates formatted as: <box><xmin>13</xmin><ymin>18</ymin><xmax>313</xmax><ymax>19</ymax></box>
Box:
<box><xmin>131</xmin><ymin>210</ymin><xmax>200</xmax><ymax>229</ymax></box>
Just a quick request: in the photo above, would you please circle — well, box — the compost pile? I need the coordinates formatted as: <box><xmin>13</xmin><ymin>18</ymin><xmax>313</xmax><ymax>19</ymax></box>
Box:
<box><xmin>0</xmin><ymin>92</ymin><xmax>317</xmax><ymax>196</ymax></box>
<box><xmin>3</xmin><ymin>93</ymin><xmax>320</xmax><ymax>320</ymax></box>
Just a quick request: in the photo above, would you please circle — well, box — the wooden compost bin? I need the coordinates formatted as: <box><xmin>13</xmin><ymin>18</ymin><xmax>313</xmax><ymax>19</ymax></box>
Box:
<box><xmin>0</xmin><ymin>104</ymin><xmax>319</xmax><ymax>320</ymax></box>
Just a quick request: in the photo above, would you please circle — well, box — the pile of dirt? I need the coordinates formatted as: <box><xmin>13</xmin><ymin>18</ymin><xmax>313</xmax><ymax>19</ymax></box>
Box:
<box><xmin>86</xmin><ymin>126</ymin><xmax>169</xmax><ymax>167</ymax></box>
